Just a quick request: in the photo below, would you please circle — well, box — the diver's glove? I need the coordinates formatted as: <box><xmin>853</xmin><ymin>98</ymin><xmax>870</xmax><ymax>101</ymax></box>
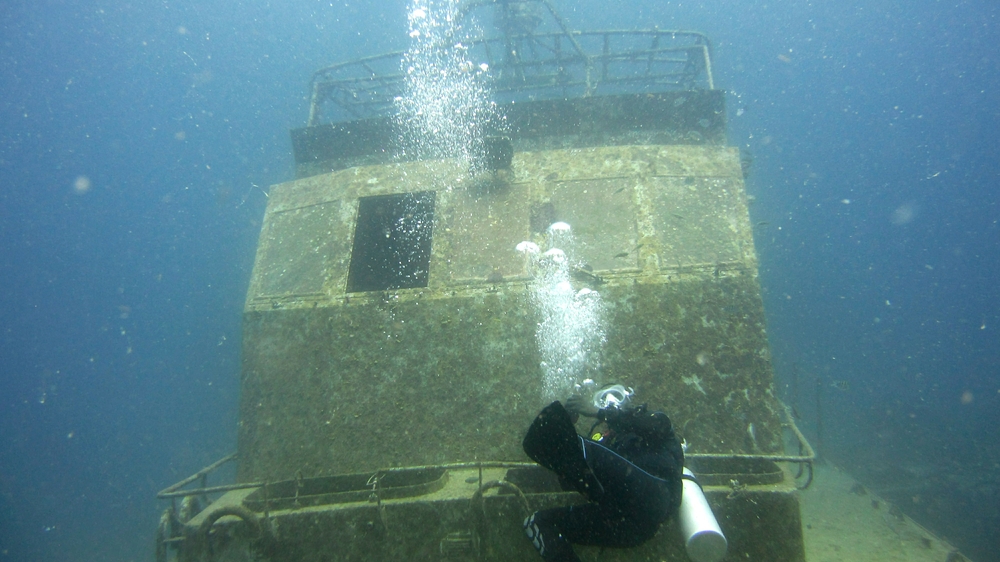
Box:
<box><xmin>564</xmin><ymin>394</ymin><xmax>600</xmax><ymax>418</ymax></box>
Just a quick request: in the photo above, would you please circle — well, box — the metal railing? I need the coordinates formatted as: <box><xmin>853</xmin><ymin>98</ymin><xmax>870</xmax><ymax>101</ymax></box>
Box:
<box><xmin>308</xmin><ymin>29</ymin><xmax>713</xmax><ymax>126</ymax></box>
<box><xmin>307</xmin><ymin>0</ymin><xmax>715</xmax><ymax>128</ymax></box>
<box><xmin>157</xmin><ymin>405</ymin><xmax>813</xmax><ymax>504</ymax></box>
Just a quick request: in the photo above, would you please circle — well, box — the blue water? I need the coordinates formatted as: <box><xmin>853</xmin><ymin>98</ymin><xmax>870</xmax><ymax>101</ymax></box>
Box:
<box><xmin>1</xmin><ymin>1</ymin><xmax>997</xmax><ymax>560</ymax></box>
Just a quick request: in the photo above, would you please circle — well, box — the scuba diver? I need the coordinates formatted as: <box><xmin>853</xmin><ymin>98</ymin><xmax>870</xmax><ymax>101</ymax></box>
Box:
<box><xmin>522</xmin><ymin>385</ymin><xmax>685</xmax><ymax>562</ymax></box>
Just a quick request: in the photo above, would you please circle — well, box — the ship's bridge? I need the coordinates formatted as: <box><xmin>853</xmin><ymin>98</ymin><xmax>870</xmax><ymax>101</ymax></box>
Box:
<box><xmin>155</xmin><ymin>2</ymin><xmax>816</xmax><ymax>561</ymax></box>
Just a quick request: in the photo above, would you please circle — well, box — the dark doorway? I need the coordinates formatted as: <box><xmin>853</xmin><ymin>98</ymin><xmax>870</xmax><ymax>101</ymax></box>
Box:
<box><xmin>347</xmin><ymin>191</ymin><xmax>435</xmax><ymax>292</ymax></box>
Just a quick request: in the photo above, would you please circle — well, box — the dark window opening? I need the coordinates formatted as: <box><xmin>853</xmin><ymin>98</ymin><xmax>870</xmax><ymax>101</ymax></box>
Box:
<box><xmin>347</xmin><ymin>191</ymin><xmax>435</xmax><ymax>292</ymax></box>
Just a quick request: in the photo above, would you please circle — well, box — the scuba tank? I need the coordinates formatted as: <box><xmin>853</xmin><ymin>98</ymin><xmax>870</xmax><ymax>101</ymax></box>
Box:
<box><xmin>679</xmin><ymin>467</ymin><xmax>728</xmax><ymax>562</ymax></box>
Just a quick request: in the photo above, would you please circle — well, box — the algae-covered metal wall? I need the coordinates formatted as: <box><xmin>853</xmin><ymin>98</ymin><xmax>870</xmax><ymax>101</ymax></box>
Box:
<box><xmin>237</xmin><ymin>136</ymin><xmax>784</xmax><ymax>483</ymax></box>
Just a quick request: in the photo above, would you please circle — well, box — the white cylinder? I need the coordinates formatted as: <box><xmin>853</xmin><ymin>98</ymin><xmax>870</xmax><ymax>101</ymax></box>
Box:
<box><xmin>679</xmin><ymin>468</ymin><xmax>728</xmax><ymax>562</ymax></box>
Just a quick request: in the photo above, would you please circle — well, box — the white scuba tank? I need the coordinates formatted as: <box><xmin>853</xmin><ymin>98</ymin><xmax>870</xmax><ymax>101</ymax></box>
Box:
<box><xmin>679</xmin><ymin>467</ymin><xmax>728</xmax><ymax>562</ymax></box>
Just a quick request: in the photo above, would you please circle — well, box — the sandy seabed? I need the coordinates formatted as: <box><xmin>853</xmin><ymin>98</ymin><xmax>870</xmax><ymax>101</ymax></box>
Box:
<box><xmin>801</xmin><ymin>464</ymin><xmax>967</xmax><ymax>562</ymax></box>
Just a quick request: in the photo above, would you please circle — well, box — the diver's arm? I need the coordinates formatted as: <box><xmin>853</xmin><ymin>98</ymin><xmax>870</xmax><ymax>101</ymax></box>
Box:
<box><xmin>565</xmin><ymin>394</ymin><xmax>600</xmax><ymax>418</ymax></box>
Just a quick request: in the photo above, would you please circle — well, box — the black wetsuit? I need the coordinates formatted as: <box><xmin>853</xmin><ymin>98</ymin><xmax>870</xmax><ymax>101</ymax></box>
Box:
<box><xmin>522</xmin><ymin>400</ymin><xmax>684</xmax><ymax>562</ymax></box>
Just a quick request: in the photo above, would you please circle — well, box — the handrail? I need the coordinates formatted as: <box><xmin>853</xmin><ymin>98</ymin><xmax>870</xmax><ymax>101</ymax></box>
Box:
<box><xmin>157</xmin><ymin>404</ymin><xmax>815</xmax><ymax>502</ymax></box>
<box><xmin>156</xmin><ymin>453</ymin><xmax>239</xmax><ymax>499</ymax></box>
<box><xmin>306</xmin><ymin>29</ymin><xmax>714</xmax><ymax>126</ymax></box>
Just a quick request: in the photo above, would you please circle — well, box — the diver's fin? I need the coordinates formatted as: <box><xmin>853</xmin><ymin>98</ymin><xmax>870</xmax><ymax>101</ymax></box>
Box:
<box><xmin>523</xmin><ymin>401</ymin><xmax>604</xmax><ymax>498</ymax></box>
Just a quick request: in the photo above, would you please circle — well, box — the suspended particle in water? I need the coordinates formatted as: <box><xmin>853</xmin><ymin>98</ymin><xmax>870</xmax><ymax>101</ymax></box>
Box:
<box><xmin>73</xmin><ymin>175</ymin><xmax>91</xmax><ymax>194</ymax></box>
<box><xmin>890</xmin><ymin>202</ymin><xmax>916</xmax><ymax>225</ymax></box>
<box><xmin>696</xmin><ymin>351</ymin><xmax>710</xmax><ymax>366</ymax></box>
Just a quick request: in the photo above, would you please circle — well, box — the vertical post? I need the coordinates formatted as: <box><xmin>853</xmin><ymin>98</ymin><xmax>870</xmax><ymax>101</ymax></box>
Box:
<box><xmin>602</xmin><ymin>33</ymin><xmax>610</xmax><ymax>82</ymax></box>
<box><xmin>646</xmin><ymin>32</ymin><xmax>659</xmax><ymax>77</ymax></box>
<box><xmin>815</xmin><ymin>377</ymin><xmax>824</xmax><ymax>461</ymax></box>
<box><xmin>538</xmin><ymin>0</ymin><xmax>593</xmax><ymax>94</ymax></box>
<box><xmin>791</xmin><ymin>362</ymin><xmax>800</xmax><ymax>412</ymax></box>
<box><xmin>307</xmin><ymin>81</ymin><xmax>322</xmax><ymax>127</ymax></box>
<box><xmin>701</xmin><ymin>44</ymin><xmax>714</xmax><ymax>90</ymax></box>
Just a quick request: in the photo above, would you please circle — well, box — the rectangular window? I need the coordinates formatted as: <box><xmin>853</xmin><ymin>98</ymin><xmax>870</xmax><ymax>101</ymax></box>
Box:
<box><xmin>347</xmin><ymin>191</ymin><xmax>435</xmax><ymax>292</ymax></box>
